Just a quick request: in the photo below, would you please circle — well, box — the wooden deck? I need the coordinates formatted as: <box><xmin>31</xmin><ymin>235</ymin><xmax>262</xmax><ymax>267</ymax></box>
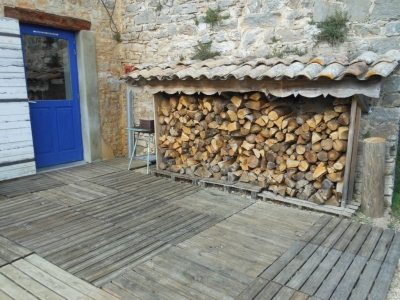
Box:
<box><xmin>0</xmin><ymin>158</ymin><xmax>399</xmax><ymax>299</ymax></box>
<box><xmin>237</xmin><ymin>215</ymin><xmax>400</xmax><ymax>300</ymax></box>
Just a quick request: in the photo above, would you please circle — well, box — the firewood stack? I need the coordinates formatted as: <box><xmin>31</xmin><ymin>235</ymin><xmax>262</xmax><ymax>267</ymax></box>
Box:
<box><xmin>157</xmin><ymin>93</ymin><xmax>351</xmax><ymax>206</ymax></box>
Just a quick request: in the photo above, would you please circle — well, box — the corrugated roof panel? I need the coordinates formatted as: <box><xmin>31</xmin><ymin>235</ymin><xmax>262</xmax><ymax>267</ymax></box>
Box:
<box><xmin>126</xmin><ymin>50</ymin><xmax>399</xmax><ymax>83</ymax></box>
<box><xmin>363</xmin><ymin>61</ymin><xmax>399</xmax><ymax>79</ymax></box>
<box><xmin>296</xmin><ymin>63</ymin><xmax>325</xmax><ymax>79</ymax></box>
<box><xmin>281</xmin><ymin>62</ymin><xmax>305</xmax><ymax>79</ymax></box>
<box><xmin>317</xmin><ymin>63</ymin><xmax>347</xmax><ymax>80</ymax></box>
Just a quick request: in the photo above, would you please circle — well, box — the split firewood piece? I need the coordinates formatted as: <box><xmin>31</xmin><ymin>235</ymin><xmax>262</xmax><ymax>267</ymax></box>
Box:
<box><xmin>239</xmin><ymin>171</ymin><xmax>250</xmax><ymax>182</ymax></box>
<box><xmin>241</xmin><ymin>121</ymin><xmax>252</xmax><ymax>136</ymax></box>
<box><xmin>323</xmin><ymin>110</ymin><xmax>339</xmax><ymax>122</ymax></box>
<box><xmin>327</xmin><ymin>150</ymin><xmax>340</xmax><ymax>161</ymax></box>
<box><xmin>194</xmin><ymin>166</ymin><xmax>212</xmax><ymax>178</ymax></box>
<box><xmin>286</xmin><ymin>159</ymin><xmax>300</xmax><ymax>169</ymax></box>
<box><xmin>226</xmin><ymin>110</ymin><xmax>237</xmax><ymax>122</ymax></box>
<box><xmin>292</xmin><ymin>171</ymin><xmax>305</xmax><ymax>181</ymax></box>
<box><xmin>238</xmin><ymin>108</ymin><xmax>252</xmax><ymax>119</ymax></box>
<box><xmin>285</xmin><ymin>133</ymin><xmax>297</xmax><ymax>143</ymax></box>
<box><xmin>338</xmin><ymin>126</ymin><xmax>349</xmax><ymax>140</ymax></box>
<box><xmin>266</xmin><ymin>151</ymin><xmax>277</xmax><ymax>162</ymax></box>
<box><xmin>333</xmin><ymin>98</ymin><xmax>351</xmax><ymax>105</ymax></box>
<box><xmin>296</xmin><ymin>112</ymin><xmax>315</xmax><ymax>125</ymax></box>
<box><xmin>330</xmin><ymin>131</ymin><xmax>339</xmax><ymax>140</ymax></box>
<box><xmin>338</xmin><ymin>111</ymin><xmax>350</xmax><ymax>125</ymax></box>
<box><xmin>242</xmin><ymin>140</ymin><xmax>255</xmax><ymax>151</ymax></box>
<box><xmin>314</xmin><ymin>114</ymin><xmax>323</xmax><ymax>125</ymax></box>
<box><xmin>255</xmin><ymin>117</ymin><xmax>266</xmax><ymax>126</ymax></box>
<box><xmin>312</xmin><ymin>132</ymin><xmax>322</xmax><ymax>144</ymax></box>
<box><xmin>305</xmin><ymin>151</ymin><xmax>318</xmax><ymax>163</ymax></box>
<box><xmin>231</xmin><ymin>95</ymin><xmax>244</xmax><ymax>108</ymax></box>
<box><xmin>250</xmin><ymin>92</ymin><xmax>262</xmax><ymax>101</ymax></box>
<box><xmin>298</xmin><ymin>160</ymin><xmax>310</xmax><ymax>172</ymax></box>
<box><xmin>309</xmin><ymin>191</ymin><xmax>324</xmax><ymax>204</ymax></box>
<box><xmin>268</xmin><ymin>107</ymin><xmax>292</xmax><ymax>121</ymax></box>
<box><xmin>264</xmin><ymin>101</ymin><xmax>292</xmax><ymax>115</ymax></box>
<box><xmin>296</xmin><ymin>145</ymin><xmax>307</xmax><ymax>155</ymax></box>
<box><xmin>333</xmin><ymin>161</ymin><xmax>344</xmax><ymax>171</ymax></box>
<box><xmin>227</xmin><ymin>122</ymin><xmax>240</xmax><ymax>132</ymax></box>
<box><xmin>247</xmin><ymin>155</ymin><xmax>260</xmax><ymax>168</ymax></box>
<box><xmin>321</xmin><ymin>139</ymin><xmax>333</xmax><ymax>151</ymax></box>
<box><xmin>327</xmin><ymin>119</ymin><xmax>339</xmax><ymax>131</ymax></box>
<box><xmin>306</xmin><ymin>118</ymin><xmax>317</xmax><ymax>130</ymax></box>
<box><xmin>317</xmin><ymin>151</ymin><xmax>328</xmax><ymax>162</ymax></box>
<box><xmin>245</xmin><ymin>101</ymin><xmax>261</xmax><ymax>110</ymax></box>
<box><xmin>250</xmin><ymin>124</ymin><xmax>262</xmax><ymax>134</ymax></box>
<box><xmin>333</xmin><ymin>140</ymin><xmax>347</xmax><ymax>152</ymax></box>
<box><xmin>324</xmin><ymin>195</ymin><xmax>340</xmax><ymax>206</ymax></box>
<box><xmin>326</xmin><ymin>171</ymin><xmax>343</xmax><ymax>182</ymax></box>
<box><xmin>313</xmin><ymin>162</ymin><xmax>327</xmax><ymax>180</ymax></box>
<box><xmin>334</xmin><ymin>105</ymin><xmax>350</xmax><ymax>113</ymax></box>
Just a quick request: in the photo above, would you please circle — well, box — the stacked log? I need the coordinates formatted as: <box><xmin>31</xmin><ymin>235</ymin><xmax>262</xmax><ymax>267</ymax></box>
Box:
<box><xmin>157</xmin><ymin>93</ymin><xmax>351</xmax><ymax>206</ymax></box>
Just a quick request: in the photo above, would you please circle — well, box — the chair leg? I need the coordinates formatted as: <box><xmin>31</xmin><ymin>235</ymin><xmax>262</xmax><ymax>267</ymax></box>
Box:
<box><xmin>147</xmin><ymin>134</ymin><xmax>151</xmax><ymax>174</ymax></box>
<box><xmin>128</xmin><ymin>132</ymin><xmax>140</xmax><ymax>170</ymax></box>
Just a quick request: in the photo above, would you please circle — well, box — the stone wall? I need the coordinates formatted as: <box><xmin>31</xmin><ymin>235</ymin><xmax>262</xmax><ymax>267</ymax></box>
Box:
<box><xmin>0</xmin><ymin>0</ymin><xmax>126</xmax><ymax>160</ymax></box>
<box><xmin>121</xmin><ymin>0</ymin><xmax>400</xmax><ymax>204</ymax></box>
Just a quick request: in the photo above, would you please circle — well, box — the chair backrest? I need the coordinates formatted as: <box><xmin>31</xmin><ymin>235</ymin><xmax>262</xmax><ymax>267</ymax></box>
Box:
<box><xmin>140</xmin><ymin>119</ymin><xmax>155</xmax><ymax>133</ymax></box>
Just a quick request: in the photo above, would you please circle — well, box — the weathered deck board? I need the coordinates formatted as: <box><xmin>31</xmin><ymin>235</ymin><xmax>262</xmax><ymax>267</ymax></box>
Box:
<box><xmin>244</xmin><ymin>217</ymin><xmax>400</xmax><ymax>300</ymax></box>
<box><xmin>0</xmin><ymin>174</ymin><xmax>65</xmax><ymax>197</ymax></box>
<box><xmin>0</xmin><ymin>254</ymin><xmax>121</xmax><ymax>300</ymax></box>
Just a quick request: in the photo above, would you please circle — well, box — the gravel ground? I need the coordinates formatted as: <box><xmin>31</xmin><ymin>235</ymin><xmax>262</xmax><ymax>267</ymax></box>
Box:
<box><xmin>387</xmin><ymin>261</ymin><xmax>400</xmax><ymax>300</ymax></box>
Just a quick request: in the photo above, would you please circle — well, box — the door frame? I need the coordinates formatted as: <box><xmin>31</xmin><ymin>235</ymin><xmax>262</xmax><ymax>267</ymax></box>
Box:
<box><xmin>20</xmin><ymin>23</ymin><xmax>84</xmax><ymax>168</ymax></box>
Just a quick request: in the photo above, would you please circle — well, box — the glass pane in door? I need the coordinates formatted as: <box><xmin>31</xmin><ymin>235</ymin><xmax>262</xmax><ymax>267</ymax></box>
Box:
<box><xmin>22</xmin><ymin>35</ymin><xmax>72</xmax><ymax>100</ymax></box>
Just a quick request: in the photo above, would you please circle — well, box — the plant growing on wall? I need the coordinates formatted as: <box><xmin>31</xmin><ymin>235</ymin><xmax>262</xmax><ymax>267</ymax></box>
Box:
<box><xmin>265</xmin><ymin>45</ymin><xmax>308</xmax><ymax>59</ymax></box>
<box><xmin>313</xmin><ymin>11</ymin><xmax>349</xmax><ymax>46</ymax></box>
<box><xmin>203</xmin><ymin>5</ymin><xmax>229</xmax><ymax>29</ymax></box>
<box><xmin>192</xmin><ymin>41</ymin><xmax>220</xmax><ymax>60</ymax></box>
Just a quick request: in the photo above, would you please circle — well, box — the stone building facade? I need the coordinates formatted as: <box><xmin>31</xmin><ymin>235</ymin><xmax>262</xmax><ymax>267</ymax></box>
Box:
<box><xmin>1</xmin><ymin>0</ymin><xmax>126</xmax><ymax>159</ymax></box>
<box><xmin>121</xmin><ymin>0</ymin><xmax>400</xmax><ymax>205</ymax></box>
<box><xmin>2</xmin><ymin>0</ymin><xmax>400</xmax><ymax>204</ymax></box>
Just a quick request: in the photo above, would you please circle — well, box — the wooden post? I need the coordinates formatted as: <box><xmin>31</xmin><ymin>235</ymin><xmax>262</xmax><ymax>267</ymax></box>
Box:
<box><xmin>361</xmin><ymin>137</ymin><xmax>386</xmax><ymax>218</ymax></box>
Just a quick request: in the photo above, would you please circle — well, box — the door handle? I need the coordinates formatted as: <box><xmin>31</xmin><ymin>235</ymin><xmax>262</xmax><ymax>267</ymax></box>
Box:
<box><xmin>28</xmin><ymin>100</ymin><xmax>37</xmax><ymax>104</ymax></box>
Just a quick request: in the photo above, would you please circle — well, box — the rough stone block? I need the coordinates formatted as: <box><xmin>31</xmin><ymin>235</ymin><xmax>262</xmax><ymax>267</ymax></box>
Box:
<box><xmin>371</xmin><ymin>0</ymin><xmax>400</xmax><ymax>21</ymax></box>
<box><xmin>344</xmin><ymin>0</ymin><xmax>370</xmax><ymax>22</ymax></box>
<box><xmin>247</xmin><ymin>0</ymin><xmax>261</xmax><ymax>13</ymax></box>
<box><xmin>135</xmin><ymin>11</ymin><xmax>156</xmax><ymax>25</ymax></box>
<box><xmin>127</xmin><ymin>25</ymin><xmax>142</xmax><ymax>32</ymax></box>
<box><xmin>313</xmin><ymin>1</ymin><xmax>341</xmax><ymax>22</ymax></box>
<box><xmin>382</xmin><ymin>75</ymin><xmax>400</xmax><ymax>93</ymax></box>
<box><xmin>262</xmin><ymin>0</ymin><xmax>284</xmax><ymax>12</ymax></box>
<box><xmin>156</xmin><ymin>16</ymin><xmax>171</xmax><ymax>24</ymax></box>
<box><xmin>386</xmin><ymin>21</ymin><xmax>400</xmax><ymax>37</ymax></box>
<box><xmin>242</xmin><ymin>13</ymin><xmax>280</xmax><ymax>28</ymax></box>
<box><xmin>384</xmin><ymin>196</ymin><xmax>392</xmax><ymax>207</ymax></box>
<box><xmin>214</xmin><ymin>19</ymin><xmax>238</xmax><ymax>31</ymax></box>
<box><xmin>276</xmin><ymin>28</ymin><xmax>303</xmax><ymax>43</ymax></box>
<box><xmin>381</xmin><ymin>93</ymin><xmax>400</xmax><ymax>108</ymax></box>
<box><xmin>241</xmin><ymin>31</ymin><xmax>258</xmax><ymax>46</ymax></box>
<box><xmin>172</xmin><ymin>4</ymin><xmax>197</xmax><ymax>14</ymax></box>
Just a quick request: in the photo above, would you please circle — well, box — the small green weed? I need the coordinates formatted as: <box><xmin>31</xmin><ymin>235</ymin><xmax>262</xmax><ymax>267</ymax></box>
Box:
<box><xmin>192</xmin><ymin>41</ymin><xmax>220</xmax><ymax>60</ymax></box>
<box><xmin>351</xmin><ymin>209</ymin><xmax>374</xmax><ymax>226</ymax></box>
<box><xmin>314</xmin><ymin>11</ymin><xmax>349</xmax><ymax>46</ymax></box>
<box><xmin>194</xmin><ymin>16</ymin><xmax>199</xmax><ymax>26</ymax></box>
<box><xmin>179</xmin><ymin>54</ymin><xmax>185</xmax><ymax>61</ymax></box>
<box><xmin>156</xmin><ymin>2</ymin><xmax>162</xmax><ymax>11</ymax></box>
<box><xmin>308</xmin><ymin>19</ymin><xmax>316</xmax><ymax>25</ymax></box>
<box><xmin>265</xmin><ymin>45</ymin><xmax>308</xmax><ymax>59</ymax></box>
<box><xmin>203</xmin><ymin>5</ymin><xmax>229</xmax><ymax>29</ymax></box>
<box><xmin>113</xmin><ymin>32</ymin><xmax>122</xmax><ymax>43</ymax></box>
<box><xmin>271</xmin><ymin>36</ymin><xmax>279</xmax><ymax>43</ymax></box>
<box><xmin>362</xmin><ymin>130</ymin><xmax>371</xmax><ymax>139</ymax></box>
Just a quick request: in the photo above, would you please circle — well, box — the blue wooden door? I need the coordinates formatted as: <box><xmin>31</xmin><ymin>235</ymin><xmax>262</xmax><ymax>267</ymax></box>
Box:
<box><xmin>20</xmin><ymin>24</ymin><xmax>83</xmax><ymax>168</ymax></box>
